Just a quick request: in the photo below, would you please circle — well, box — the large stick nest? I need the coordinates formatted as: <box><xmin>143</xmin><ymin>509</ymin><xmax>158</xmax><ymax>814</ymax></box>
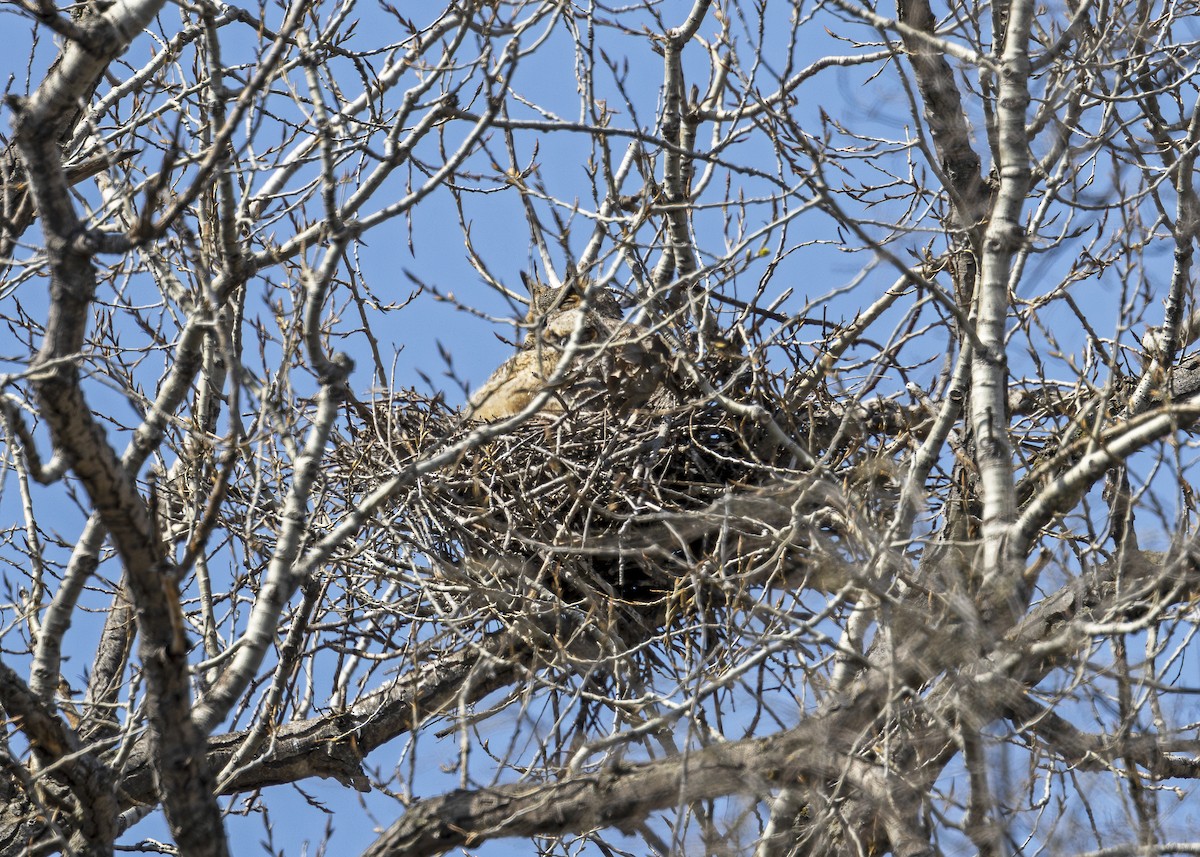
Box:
<box><xmin>326</xmin><ymin>354</ymin><xmax>912</xmax><ymax>653</ymax></box>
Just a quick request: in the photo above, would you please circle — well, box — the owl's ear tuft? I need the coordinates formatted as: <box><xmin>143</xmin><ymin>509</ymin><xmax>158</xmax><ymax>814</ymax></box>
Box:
<box><xmin>524</xmin><ymin>278</ymin><xmax>563</xmax><ymax>321</ymax></box>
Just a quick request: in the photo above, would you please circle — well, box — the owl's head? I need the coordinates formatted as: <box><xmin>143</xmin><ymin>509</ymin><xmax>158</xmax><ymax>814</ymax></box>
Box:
<box><xmin>520</xmin><ymin>276</ymin><xmax>624</xmax><ymax>350</ymax></box>
<box><xmin>524</xmin><ymin>275</ymin><xmax>623</xmax><ymax>323</ymax></box>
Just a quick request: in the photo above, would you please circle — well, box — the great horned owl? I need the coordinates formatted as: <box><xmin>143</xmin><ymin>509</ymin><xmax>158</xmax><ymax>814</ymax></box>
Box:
<box><xmin>468</xmin><ymin>278</ymin><xmax>669</xmax><ymax>421</ymax></box>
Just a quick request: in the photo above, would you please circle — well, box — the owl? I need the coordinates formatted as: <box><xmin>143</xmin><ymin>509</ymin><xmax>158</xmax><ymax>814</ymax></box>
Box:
<box><xmin>468</xmin><ymin>278</ymin><xmax>669</xmax><ymax>421</ymax></box>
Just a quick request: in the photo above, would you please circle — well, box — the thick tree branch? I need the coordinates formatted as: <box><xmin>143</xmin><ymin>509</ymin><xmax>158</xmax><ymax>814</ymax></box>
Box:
<box><xmin>8</xmin><ymin>0</ymin><xmax>227</xmax><ymax>852</ymax></box>
<box><xmin>0</xmin><ymin>660</ymin><xmax>117</xmax><ymax>857</ymax></box>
